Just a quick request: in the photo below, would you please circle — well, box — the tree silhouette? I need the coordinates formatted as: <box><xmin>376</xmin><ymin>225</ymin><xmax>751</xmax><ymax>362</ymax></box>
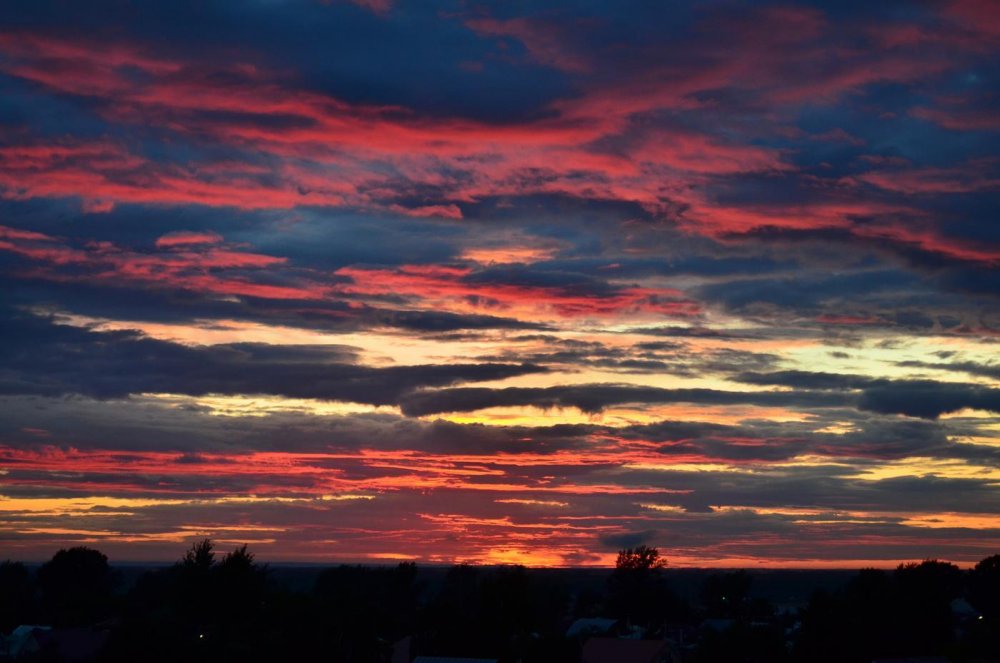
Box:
<box><xmin>607</xmin><ymin>545</ymin><xmax>674</xmax><ymax>628</ymax></box>
<box><xmin>0</xmin><ymin>561</ymin><xmax>34</xmax><ymax>632</ymax></box>
<box><xmin>216</xmin><ymin>543</ymin><xmax>262</xmax><ymax>589</ymax></box>
<box><xmin>315</xmin><ymin>562</ymin><xmax>421</xmax><ymax>661</ymax></box>
<box><xmin>182</xmin><ymin>538</ymin><xmax>215</xmax><ymax>571</ymax></box>
<box><xmin>615</xmin><ymin>545</ymin><xmax>667</xmax><ymax>571</ymax></box>
<box><xmin>892</xmin><ymin>559</ymin><xmax>962</xmax><ymax>654</ymax></box>
<box><xmin>174</xmin><ymin>538</ymin><xmax>218</xmax><ymax>642</ymax></box>
<box><xmin>969</xmin><ymin>553</ymin><xmax>1000</xmax><ymax>618</ymax></box>
<box><xmin>37</xmin><ymin>546</ymin><xmax>113</xmax><ymax>626</ymax></box>
<box><xmin>20</xmin><ymin>540</ymin><xmax>998</xmax><ymax>663</ymax></box>
<box><xmin>967</xmin><ymin>553</ymin><xmax>1000</xmax><ymax>659</ymax></box>
<box><xmin>105</xmin><ymin>539</ymin><xmax>277</xmax><ymax>662</ymax></box>
<box><xmin>215</xmin><ymin>543</ymin><xmax>268</xmax><ymax>614</ymax></box>
<box><xmin>796</xmin><ymin>560</ymin><xmax>967</xmax><ymax>662</ymax></box>
<box><xmin>425</xmin><ymin>563</ymin><xmax>483</xmax><ymax>656</ymax></box>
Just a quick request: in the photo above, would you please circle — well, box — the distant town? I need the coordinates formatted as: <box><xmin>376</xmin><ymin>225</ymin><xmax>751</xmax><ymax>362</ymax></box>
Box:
<box><xmin>1</xmin><ymin>543</ymin><xmax>996</xmax><ymax>662</ymax></box>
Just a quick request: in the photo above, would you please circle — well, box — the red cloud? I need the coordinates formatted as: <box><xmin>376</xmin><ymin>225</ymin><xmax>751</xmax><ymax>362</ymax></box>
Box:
<box><xmin>851</xmin><ymin>161</ymin><xmax>1000</xmax><ymax>195</ymax></box>
<box><xmin>335</xmin><ymin>264</ymin><xmax>700</xmax><ymax>319</ymax></box>
<box><xmin>155</xmin><ymin>231</ymin><xmax>225</xmax><ymax>248</ymax></box>
<box><xmin>0</xmin><ymin>14</ymin><xmax>993</xmax><ymax>262</ymax></box>
<box><xmin>0</xmin><ymin>225</ymin><xmax>329</xmax><ymax>301</ymax></box>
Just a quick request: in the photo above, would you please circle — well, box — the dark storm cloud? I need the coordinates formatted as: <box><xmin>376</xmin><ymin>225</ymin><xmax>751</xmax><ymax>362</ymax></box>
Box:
<box><xmin>735</xmin><ymin>371</ymin><xmax>1000</xmax><ymax>418</ymax></box>
<box><xmin>0</xmin><ymin>0</ymin><xmax>572</xmax><ymax>123</ymax></box>
<box><xmin>626</xmin><ymin>326</ymin><xmax>764</xmax><ymax>340</ymax></box>
<box><xmin>0</xmin><ymin>396</ymin><xmax>597</xmax><ymax>454</ymax></box>
<box><xmin>597</xmin><ymin>530</ymin><xmax>656</xmax><ymax>550</ymax></box>
<box><xmin>617</xmin><ymin>417</ymin><xmax>999</xmax><ymax>464</ymax></box>
<box><xmin>482</xmin><ymin>336</ymin><xmax>780</xmax><ymax>376</ymax></box>
<box><xmin>0</xmin><ymin>306</ymin><xmax>545</xmax><ymax>404</ymax></box>
<box><xmin>7</xmin><ymin>277</ymin><xmax>546</xmax><ymax>333</ymax></box>
<box><xmin>858</xmin><ymin>382</ymin><xmax>1000</xmax><ymax>419</ymax></box>
<box><xmin>727</xmin><ymin>226</ymin><xmax>1000</xmax><ymax>304</ymax></box>
<box><xmin>7</xmin><ymin>394</ymin><xmax>996</xmax><ymax>467</ymax></box>
<box><xmin>533</xmin><ymin>252</ymin><xmax>797</xmax><ymax>283</ymax></box>
<box><xmin>369</xmin><ymin>308</ymin><xmax>549</xmax><ymax>332</ymax></box>
<box><xmin>696</xmin><ymin>269</ymin><xmax>923</xmax><ymax>314</ymax></box>
<box><xmin>735</xmin><ymin>370</ymin><xmax>881</xmax><ymax>390</ymax></box>
<box><xmin>397</xmin><ymin>384</ymin><xmax>852</xmax><ymax>417</ymax></box>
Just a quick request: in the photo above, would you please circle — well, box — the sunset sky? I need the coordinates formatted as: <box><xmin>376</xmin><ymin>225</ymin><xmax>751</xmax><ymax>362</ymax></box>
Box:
<box><xmin>0</xmin><ymin>0</ymin><xmax>998</xmax><ymax>567</ymax></box>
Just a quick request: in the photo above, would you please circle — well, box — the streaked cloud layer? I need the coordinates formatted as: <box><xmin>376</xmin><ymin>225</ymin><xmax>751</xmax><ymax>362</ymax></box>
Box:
<box><xmin>0</xmin><ymin>0</ymin><xmax>997</xmax><ymax>566</ymax></box>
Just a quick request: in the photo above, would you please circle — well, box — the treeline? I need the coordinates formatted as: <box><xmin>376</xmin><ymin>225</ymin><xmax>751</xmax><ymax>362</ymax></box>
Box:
<box><xmin>1</xmin><ymin>543</ymin><xmax>998</xmax><ymax>662</ymax></box>
<box><xmin>796</xmin><ymin>558</ymin><xmax>1000</xmax><ymax>662</ymax></box>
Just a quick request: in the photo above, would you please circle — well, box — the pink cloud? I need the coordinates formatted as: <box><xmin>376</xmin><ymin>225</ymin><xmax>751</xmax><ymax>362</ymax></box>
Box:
<box><xmin>334</xmin><ymin>264</ymin><xmax>700</xmax><ymax>319</ymax></box>
<box><xmin>0</xmin><ymin>225</ymin><xmax>330</xmax><ymax>301</ymax></box>
<box><xmin>851</xmin><ymin>160</ymin><xmax>1000</xmax><ymax>195</ymax></box>
<box><xmin>912</xmin><ymin>105</ymin><xmax>1000</xmax><ymax>132</ymax></box>
<box><xmin>0</xmin><ymin>19</ymin><xmax>992</xmax><ymax>266</ymax></box>
<box><xmin>155</xmin><ymin>231</ymin><xmax>225</xmax><ymax>248</ymax></box>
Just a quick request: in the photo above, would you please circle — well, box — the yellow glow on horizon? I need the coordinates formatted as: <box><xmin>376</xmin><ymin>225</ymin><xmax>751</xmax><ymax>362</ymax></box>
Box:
<box><xmin>365</xmin><ymin>552</ymin><xmax>418</xmax><ymax>560</ymax></box>
<box><xmin>480</xmin><ymin>547</ymin><xmax>568</xmax><ymax>567</ymax></box>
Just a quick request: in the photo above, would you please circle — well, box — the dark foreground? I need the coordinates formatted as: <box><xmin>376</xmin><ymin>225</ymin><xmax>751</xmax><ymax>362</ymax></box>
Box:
<box><xmin>1</xmin><ymin>542</ymin><xmax>997</xmax><ymax>663</ymax></box>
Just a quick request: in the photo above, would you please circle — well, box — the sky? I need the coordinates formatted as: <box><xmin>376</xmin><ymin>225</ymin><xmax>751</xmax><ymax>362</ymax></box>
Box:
<box><xmin>0</xmin><ymin>0</ymin><xmax>997</xmax><ymax>568</ymax></box>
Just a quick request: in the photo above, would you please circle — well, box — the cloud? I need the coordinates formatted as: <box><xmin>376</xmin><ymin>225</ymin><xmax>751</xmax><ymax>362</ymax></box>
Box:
<box><xmin>0</xmin><ymin>0</ymin><xmax>996</xmax><ymax>565</ymax></box>
<box><xmin>155</xmin><ymin>231</ymin><xmax>224</xmax><ymax>248</ymax></box>
<box><xmin>466</xmin><ymin>16</ymin><xmax>593</xmax><ymax>73</ymax></box>
<box><xmin>0</xmin><ymin>3</ymin><xmax>993</xmax><ymax>264</ymax></box>
<box><xmin>397</xmin><ymin>384</ymin><xmax>850</xmax><ymax>417</ymax></box>
<box><xmin>0</xmin><ymin>306</ymin><xmax>546</xmax><ymax>403</ymax></box>
<box><xmin>735</xmin><ymin>371</ymin><xmax>1000</xmax><ymax>419</ymax></box>
<box><xmin>858</xmin><ymin>382</ymin><xmax>1000</xmax><ymax>419</ymax></box>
